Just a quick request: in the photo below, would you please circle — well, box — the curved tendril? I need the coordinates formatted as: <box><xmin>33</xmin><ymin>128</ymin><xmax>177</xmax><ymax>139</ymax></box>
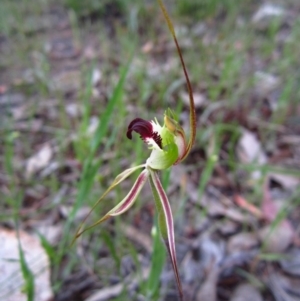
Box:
<box><xmin>157</xmin><ymin>0</ymin><xmax>196</xmax><ymax>161</ymax></box>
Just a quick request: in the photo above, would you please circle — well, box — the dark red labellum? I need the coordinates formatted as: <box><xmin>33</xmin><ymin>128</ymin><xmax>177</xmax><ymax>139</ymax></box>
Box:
<box><xmin>127</xmin><ymin>118</ymin><xmax>162</xmax><ymax>149</ymax></box>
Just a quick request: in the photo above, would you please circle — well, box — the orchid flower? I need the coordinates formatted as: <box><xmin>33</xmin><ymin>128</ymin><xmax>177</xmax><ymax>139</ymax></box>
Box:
<box><xmin>75</xmin><ymin>1</ymin><xmax>196</xmax><ymax>300</ymax></box>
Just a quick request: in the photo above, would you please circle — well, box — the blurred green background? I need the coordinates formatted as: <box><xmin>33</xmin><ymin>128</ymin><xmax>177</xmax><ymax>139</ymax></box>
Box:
<box><xmin>0</xmin><ymin>1</ymin><xmax>300</xmax><ymax>301</ymax></box>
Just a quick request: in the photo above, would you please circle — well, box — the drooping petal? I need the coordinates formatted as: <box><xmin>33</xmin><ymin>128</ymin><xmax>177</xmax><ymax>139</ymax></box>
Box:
<box><xmin>127</xmin><ymin>118</ymin><xmax>162</xmax><ymax>149</ymax></box>
<box><xmin>148</xmin><ymin>168</ymin><xmax>183</xmax><ymax>300</ymax></box>
<box><xmin>74</xmin><ymin>164</ymin><xmax>145</xmax><ymax>240</ymax></box>
<box><xmin>85</xmin><ymin>169</ymin><xmax>149</xmax><ymax>228</ymax></box>
<box><xmin>109</xmin><ymin>169</ymin><xmax>148</xmax><ymax>216</ymax></box>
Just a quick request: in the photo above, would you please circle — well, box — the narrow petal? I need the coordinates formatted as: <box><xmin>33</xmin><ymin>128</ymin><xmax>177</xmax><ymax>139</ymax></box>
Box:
<box><xmin>109</xmin><ymin>169</ymin><xmax>148</xmax><ymax>216</ymax></box>
<box><xmin>158</xmin><ymin>0</ymin><xmax>196</xmax><ymax>162</ymax></box>
<box><xmin>74</xmin><ymin>164</ymin><xmax>145</xmax><ymax>240</ymax></box>
<box><xmin>79</xmin><ymin>169</ymin><xmax>148</xmax><ymax>233</ymax></box>
<box><xmin>148</xmin><ymin>168</ymin><xmax>183</xmax><ymax>300</ymax></box>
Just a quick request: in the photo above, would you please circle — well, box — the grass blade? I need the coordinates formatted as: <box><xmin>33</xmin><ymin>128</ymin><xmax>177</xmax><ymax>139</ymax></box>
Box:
<box><xmin>17</xmin><ymin>231</ymin><xmax>35</xmax><ymax>301</ymax></box>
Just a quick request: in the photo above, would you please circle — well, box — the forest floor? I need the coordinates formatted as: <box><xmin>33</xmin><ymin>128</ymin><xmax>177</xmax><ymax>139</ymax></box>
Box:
<box><xmin>0</xmin><ymin>1</ymin><xmax>300</xmax><ymax>301</ymax></box>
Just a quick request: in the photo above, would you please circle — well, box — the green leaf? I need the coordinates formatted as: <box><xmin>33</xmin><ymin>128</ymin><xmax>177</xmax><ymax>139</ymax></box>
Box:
<box><xmin>17</xmin><ymin>231</ymin><xmax>35</xmax><ymax>301</ymax></box>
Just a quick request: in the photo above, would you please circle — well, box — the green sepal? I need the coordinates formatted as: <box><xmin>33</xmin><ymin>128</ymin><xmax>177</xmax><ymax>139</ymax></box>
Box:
<box><xmin>146</xmin><ymin>118</ymin><xmax>180</xmax><ymax>170</ymax></box>
<box><xmin>146</xmin><ymin>138</ymin><xmax>178</xmax><ymax>170</ymax></box>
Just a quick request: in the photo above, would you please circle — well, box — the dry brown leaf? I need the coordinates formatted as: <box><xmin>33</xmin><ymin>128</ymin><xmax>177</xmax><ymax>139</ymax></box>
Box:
<box><xmin>180</xmin><ymin>91</ymin><xmax>207</xmax><ymax>109</ymax></box>
<box><xmin>85</xmin><ymin>267</ymin><xmax>149</xmax><ymax>301</ymax></box>
<box><xmin>237</xmin><ymin>129</ymin><xmax>267</xmax><ymax>165</ymax></box>
<box><xmin>26</xmin><ymin>143</ymin><xmax>53</xmax><ymax>178</ymax></box>
<box><xmin>51</xmin><ymin>70</ymin><xmax>81</xmax><ymax>94</ymax></box>
<box><xmin>269</xmin><ymin>173</ymin><xmax>300</xmax><ymax>190</ymax></box>
<box><xmin>259</xmin><ymin>221</ymin><xmax>294</xmax><ymax>253</ymax></box>
<box><xmin>227</xmin><ymin>232</ymin><xmax>259</xmax><ymax>254</ymax></box>
<box><xmin>196</xmin><ymin>266</ymin><xmax>219</xmax><ymax>301</ymax></box>
<box><xmin>65</xmin><ymin>103</ymin><xmax>83</xmax><ymax>118</ymax></box>
<box><xmin>237</xmin><ymin>129</ymin><xmax>267</xmax><ymax>179</ymax></box>
<box><xmin>0</xmin><ymin>85</ymin><xmax>8</xmax><ymax>94</ymax></box>
<box><xmin>92</xmin><ymin>68</ymin><xmax>102</xmax><ymax>86</ymax></box>
<box><xmin>216</xmin><ymin>220</ymin><xmax>239</xmax><ymax>236</ymax></box>
<box><xmin>35</xmin><ymin>224</ymin><xmax>63</xmax><ymax>246</ymax></box>
<box><xmin>141</xmin><ymin>40</ymin><xmax>154</xmax><ymax>53</ymax></box>
<box><xmin>121</xmin><ymin>223</ymin><xmax>152</xmax><ymax>253</ymax></box>
<box><xmin>267</xmin><ymin>271</ymin><xmax>300</xmax><ymax>301</ymax></box>
<box><xmin>59</xmin><ymin>205</ymin><xmax>91</xmax><ymax>222</ymax></box>
<box><xmin>0</xmin><ymin>228</ymin><xmax>52</xmax><ymax>301</ymax></box>
<box><xmin>279</xmin><ymin>247</ymin><xmax>300</xmax><ymax>277</ymax></box>
<box><xmin>230</xmin><ymin>283</ymin><xmax>263</xmax><ymax>301</ymax></box>
<box><xmin>252</xmin><ymin>4</ymin><xmax>285</xmax><ymax>23</ymax></box>
<box><xmin>254</xmin><ymin>71</ymin><xmax>280</xmax><ymax>97</ymax></box>
<box><xmin>234</xmin><ymin>194</ymin><xmax>263</xmax><ymax>219</ymax></box>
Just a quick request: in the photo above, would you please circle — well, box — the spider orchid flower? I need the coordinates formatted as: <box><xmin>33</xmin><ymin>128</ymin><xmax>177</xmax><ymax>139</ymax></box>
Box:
<box><xmin>75</xmin><ymin>1</ymin><xmax>196</xmax><ymax>300</ymax></box>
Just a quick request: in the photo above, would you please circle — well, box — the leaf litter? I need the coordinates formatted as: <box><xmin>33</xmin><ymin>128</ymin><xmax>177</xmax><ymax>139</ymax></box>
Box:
<box><xmin>0</xmin><ymin>0</ymin><xmax>300</xmax><ymax>301</ymax></box>
<box><xmin>0</xmin><ymin>228</ymin><xmax>53</xmax><ymax>301</ymax></box>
